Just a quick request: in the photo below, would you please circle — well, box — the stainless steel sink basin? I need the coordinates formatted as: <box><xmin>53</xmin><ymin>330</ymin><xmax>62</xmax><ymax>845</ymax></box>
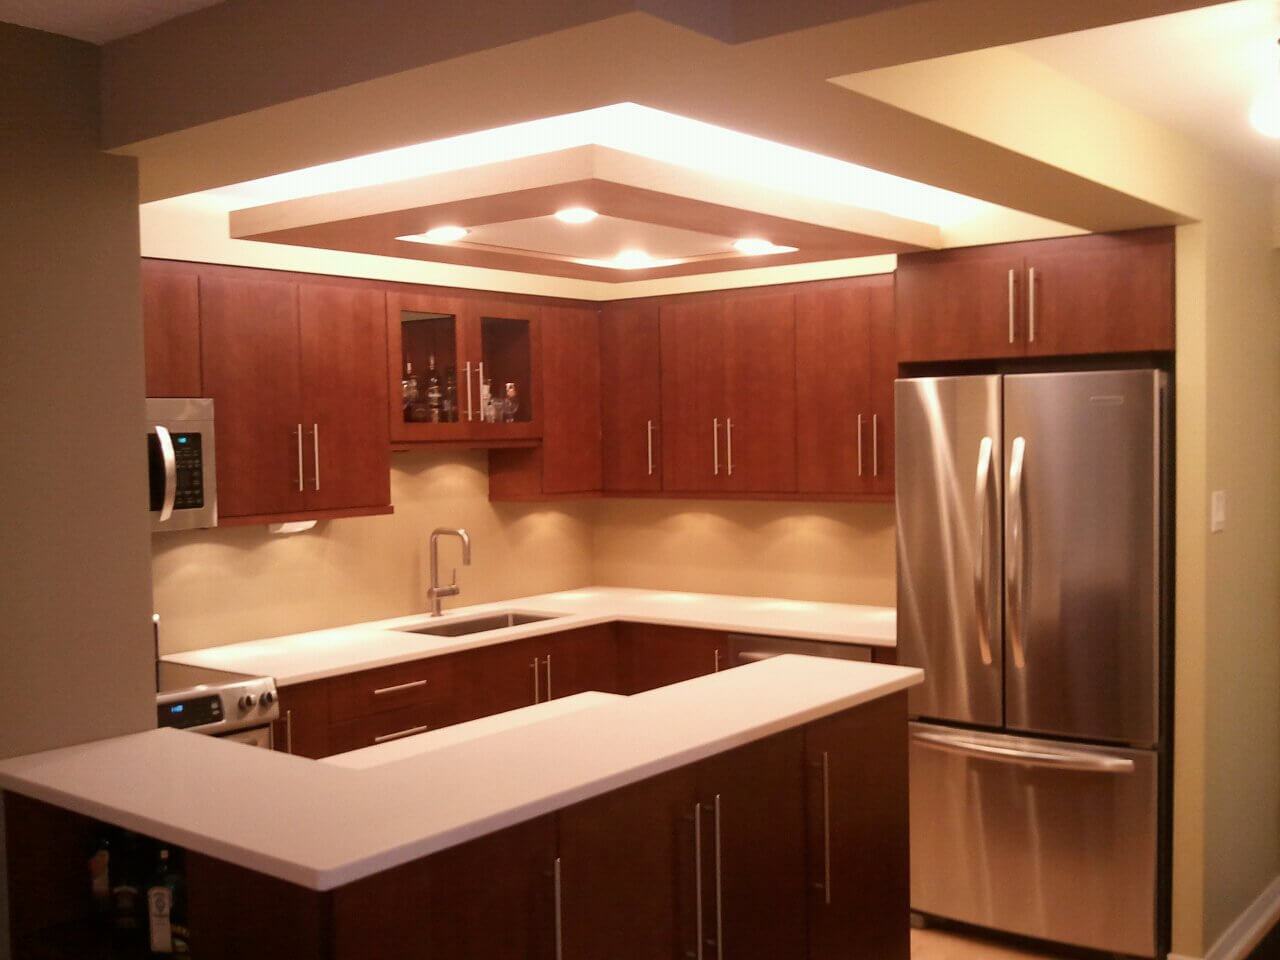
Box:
<box><xmin>399</xmin><ymin>612</ymin><xmax>561</xmax><ymax>637</ymax></box>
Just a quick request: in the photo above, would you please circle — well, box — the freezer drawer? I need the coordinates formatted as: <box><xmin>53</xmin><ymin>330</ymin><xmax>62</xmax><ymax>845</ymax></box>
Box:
<box><xmin>909</xmin><ymin>723</ymin><xmax>1157</xmax><ymax>957</ymax></box>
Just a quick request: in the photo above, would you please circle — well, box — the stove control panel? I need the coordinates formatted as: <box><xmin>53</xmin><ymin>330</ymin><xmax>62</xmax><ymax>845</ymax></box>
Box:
<box><xmin>157</xmin><ymin>674</ymin><xmax>279</xmax><ymax>735</ymax></box>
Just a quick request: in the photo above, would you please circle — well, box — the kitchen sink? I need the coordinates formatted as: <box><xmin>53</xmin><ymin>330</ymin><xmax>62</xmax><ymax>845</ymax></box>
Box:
<box><xmin>398</xmin><ymin>612</ymin><xmax>562</xmax><ymax>637</ymax></box>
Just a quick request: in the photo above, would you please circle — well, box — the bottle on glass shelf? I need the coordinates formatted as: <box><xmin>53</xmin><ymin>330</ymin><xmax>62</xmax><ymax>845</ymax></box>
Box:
<box><xmin>425</xmin><ymin>355</ymin><xmax>443</xmax><ymax>423</ymax></box>
<box><xmin>402</xmin><ymin>361</ymin><xmax>419</xmax><ymax>420</ymax></box>
<box><xmin>479</xmin><ymin>378</ymin><xmax>494</xmax><ymax>423</ymax></box>
<box><xmin>443</xmin><ymin>367</ymin><xmax>457</xmax><ymax>422</ymax></box>
<box><xmin>503</xmin><ymin>382</ymin><xmax>519</xmax><ymax>423</ymax></box>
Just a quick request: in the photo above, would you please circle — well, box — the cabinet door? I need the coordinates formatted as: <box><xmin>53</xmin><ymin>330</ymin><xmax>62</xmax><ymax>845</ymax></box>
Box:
<box><xmin>559</xmin><ymin>765</ymin><xmax>698</xmax><ymax>960</ymax></box>
<box><xmin>661</xmin><ymin>299</ymin><xmax>726</xmax><ymax>492</ymax></box>
<box><xmin>332</xmin><ymin>815</ymin><xmax>558</xmax><ymax>960</ymax></box>
<box><xmin>695</xmin><ymin>730</ymin><xmax>808</xmax><ymax>960</ymax></box>
<box><xmin>273</xmin><ymin>679</ymin><xmax>330</xmax><ymax>759</ymax></box>
<box><xmin>539</xmin><ymin>304</ymin><xmax>602</xmax><ymax>493</ymax></box>
<box><xmin>600</xmin><ymin>301</ymin><xmax>662</xmax><ymax>492</ymax></box>
<box><xmin>895</xmin><ymin>245</ymin><xmax>1026</xmax><ymax>362</ymax></box>
<box><xmin>806</xmin><ymin>693</ymin><xmax>909</xmax><ymax>960</ymax></box>
<box><xmin>618</xmin><ymin>623</ymin><xmax>726</xmax><ymax>694</ymax></box>
<box><xmin>453</xmin><ymin>636</ymin><xmax>546</xmax><ymax>722</ymax></box>
<box><xmin>142</xmin><ymin>260</ymin><xmax>202</xmax><ymax>397</ymax></box>
<box><xmin>472</xmin><ymin>299</ymin><xmax>541</xmax><ymax>440</ymax></box>
<box><xmin>298</xmin><ymin>283</ymin><xmax>390</xmax><ymax>512</ymax></box>
<box><xmin>542</xmin><ymin>625</ymin><xmax>620</xmax><ymax>699</ymax></box>
<box><xmin>722</xmin><ymin>292</ymin><xmax>797</xmax><ymax>492</ymax></box>
<box><xmin>200</xmin><ymin>274</ymin><xmax>303</xmax><ymax>519</ymax></box>
<box><xmin>866</xmin><ymin>274</ymin><xmax>897</xmax><ymax>496</ymax></box>
<box><xmin>795</xmin><ymin>280</ymin><xmax>874</xmax><ymax>495</ymax></box>
<box><xmin>1023</xmin><ymin>227</ymin><xmax>1174</xmax><ymax>357</ymax></box>
<box><xmin>386</xmin><ymin>291</ymin><xmax>470</xmax><ymax>441</ymax></box>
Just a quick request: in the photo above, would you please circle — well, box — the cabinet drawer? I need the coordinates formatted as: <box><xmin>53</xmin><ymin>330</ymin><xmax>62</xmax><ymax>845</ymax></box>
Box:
<box><xmin>329</xmin><ymin>656</ymin><xmax>453</xmax><ymax>723</ymax></box>
<box><xmin>328</xmin><ymin>702</ymin><xmax>444</xmax><ymax>756</ymax></box>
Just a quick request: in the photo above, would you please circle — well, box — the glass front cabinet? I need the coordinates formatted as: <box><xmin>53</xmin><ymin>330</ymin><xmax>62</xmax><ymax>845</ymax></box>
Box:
<box><xmin>387</xmin><ymin>292</ymin><xmax>541</xmax><ymax>443</ymax></box>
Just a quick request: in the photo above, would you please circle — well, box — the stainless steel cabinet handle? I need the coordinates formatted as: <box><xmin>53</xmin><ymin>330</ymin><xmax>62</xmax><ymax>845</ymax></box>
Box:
<box><xmin>725</xmin><ymin>419</ymin><xmax>734</xmax><ymax>477</ymax></box>
<box><xmin>373</xmin><ymin>724</ymin><xmax>429</xmax><ymax>744</ymax></box>
<box><xmin>312</xmin><ymin>423</ymin><xmax>320</xmax><ymax>491</ymax></box>
<box><xmin>478</xmin><ymin>361</ymin><xmax>486</xmax><ymax>421</ymax></box>
<box><xmin>285</xmin><ymin>708</ymin><xmax>294</xmax><ymax>755</ymax></box>
<box><xmin>713</xmin><ymin>795</ymin><xmax>723</xmax><ymax>960</ymax></box>
<box><xmin>713</xmin><ymin>648</ymin><xmax>721</xmax><ymax>673</ymax></box>
<box><xmin>544</xmin><ymin>654</ymin><xmax>553</xmax><ymax>701</ymax></box>
<box><xmin>694</xmin><ymin>802</ymin><xmax>704</xmax><ymax>960</ymax></box>
<box><xmin>856</xmin><ymin>414</ymin><xmax>864</xmax><ymax>477</ymax></box>
<box><xmin>820</xmin><ymin>752</ymin><xmax>832</xmax><ymax>905</ymax></box>
<box><xmin>972</xmin><ymin>437</ymin><xmax>995</xmax><ymax>667</ymax></box>
<box><xmin>553</xmin><ymin>856</ymin><xmax>564</xmax><ymax>960</ymax></box>
<box><xmin>532</xmin><ymin>657</ymin><xmax>541</xmax><ymax>704</ymax></box>
<box><xmin>646</xmin><ymin>419</ymin><xmax>655</xmax><ymax>476</ymax></box>
<box><xmin>712</xmin><ymin>419</ymin><xmax>720</xmax><ymax>476</ymax></box>
<box><xmin>372</xmin><ymin>679</ymin><xmax>428</xmax><ymax>696</ymax></box>
<box><xmin>872</xmin><ymin>414</ymin><xmax>879</xmax><ymax>477</ymax></box>
<box><xmin>465</xmin><ymin>361</ymin><xmax>474</xmax><ymax>422</ymax></box>
<box><xmin>1028</xmin><ymin>266</ymin><xmax>1037</xmax><ymax>343</ymax></box>
<box><xmin>1007</xmin><ymin>268</ymin><xmax>1016</xmax><ymax>344</ymax></box>
<box><xmin>295</xmin><ymin>423</ymin><xmax>304</xmax><ymax>492</ymax></box>
<box><xmin>911</xmin><ymin>729</ymin><xmax>1135</xmax><ymax>773</ymax></box>
<box><xmin>1007</xmin><ymin>436</ymin><xmax>1028</xmax><ymax>669</ymax></box>
<box><xmin>154</xmin><ymin>424</ymin><xmax>177</xmax><ymax>521</ymax></box>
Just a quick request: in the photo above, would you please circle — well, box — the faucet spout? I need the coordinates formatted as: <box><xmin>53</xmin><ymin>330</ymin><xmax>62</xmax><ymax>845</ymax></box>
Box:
<box><xmin>427</xmin><ymin>527</ymin><xmax>472</xmax><ymax>616</ymax></box>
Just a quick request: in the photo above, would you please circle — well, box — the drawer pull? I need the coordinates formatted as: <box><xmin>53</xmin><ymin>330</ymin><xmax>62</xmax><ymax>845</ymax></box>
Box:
<box><xmin>373</xmin><ymin>724</ymin><xmax>429</xmax><ymax>744</ymax></box>
<box><xmin>372</xmin><ymin>679</ymin><xmax>428</xmax><ymax>696</ymax></box>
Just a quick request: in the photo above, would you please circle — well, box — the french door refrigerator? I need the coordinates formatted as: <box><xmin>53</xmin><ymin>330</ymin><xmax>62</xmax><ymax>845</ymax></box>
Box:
<box><xmin>896</xmin><ymin>370</ymin><xmax>1169</xmax><ymax>958</ymax></box>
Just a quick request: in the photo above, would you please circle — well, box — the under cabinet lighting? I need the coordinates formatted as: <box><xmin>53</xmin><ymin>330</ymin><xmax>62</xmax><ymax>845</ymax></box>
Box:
<box><xmin>554</xmin><ymin>207</ymin><xmax>599</xmax><ymax>224</ymax></box>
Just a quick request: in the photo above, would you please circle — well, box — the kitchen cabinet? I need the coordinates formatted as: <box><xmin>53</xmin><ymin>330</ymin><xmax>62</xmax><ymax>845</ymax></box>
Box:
<box><xmin>600</xmin><ymin>300</ymin><xmax>663</xmax><ymax>492</ymax></box>
<box><xmin>795</xmin><ymin>274</ymin><xmax>895</xmax><ymax>498</ymax></box>
<box><xmin>895</xmin><ymin>227</ymin><xmax>1173</xmax><ymax>362</ymax></box>
<box><xmin>805</xmin><ymin>692</ymin><xmax>909</xmax><ymax>960</ymax></box>
<box><xmin>386</xmin><ymin>290</ymin><xmax>541</xmax><ymax>444</ymax></box>
<box><xmin>273</xmin><ymin>678</ymin><xmax>330</xmax><ymax>759</ymax></box>
<box><xmin>199</xmin><ymin>272</ymin><xmax>392</xmax><ymax>524</ymax></box>
<box><xmin>141</xmin><ymin>259</ymin><xmax>201</xmax><ymax>397</ymax></box>
<box><xmin>488</xmin><ymin>303</ymin><xmax>603</xmax><ymax>499</ymax></box>
<box><xmin>661</xmin><ymin>291</ymin><xmax>797</xmax><ymax>493</ymax></box>
<box><xmin>617</xmin><ymin>623</ymin><xmax>727</xmax><ymax>693</ymax></box>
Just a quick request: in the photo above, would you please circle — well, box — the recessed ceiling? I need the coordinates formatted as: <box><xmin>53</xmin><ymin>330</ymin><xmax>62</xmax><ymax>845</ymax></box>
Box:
<box><xmin>0</xmin><ymin>0</ymin><xmax>223</xmax><ymax>43</ymax></box>
<box><xmin>461</xmin><ymin>216</ymin><xmax>741</xmax><ymax>262</ymax></box>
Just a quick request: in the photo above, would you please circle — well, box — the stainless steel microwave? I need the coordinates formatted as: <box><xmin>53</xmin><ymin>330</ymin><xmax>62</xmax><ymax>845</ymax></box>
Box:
<box><xmin>147</xmin><ymin>398</ymin><xmax>217</xmax><ymax>532</ymax></box>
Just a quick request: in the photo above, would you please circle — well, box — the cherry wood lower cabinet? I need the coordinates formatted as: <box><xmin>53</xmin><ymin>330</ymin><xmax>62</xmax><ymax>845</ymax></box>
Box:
<box><xmin>618</xmin><ymin>622</ymin><xmax>727</xmax><ymax>693</ymax></box>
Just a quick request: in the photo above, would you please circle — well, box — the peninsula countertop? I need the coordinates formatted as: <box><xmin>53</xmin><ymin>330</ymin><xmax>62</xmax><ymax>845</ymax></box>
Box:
<box><xmin>0</xmin><ymin>655</ymin><xmax>920</xmax><ymax>891</ymax></box>
<box><xmin>161</xmin><ymin>586</ymin><xmax>897</xmax><ymax>685</ymax></box>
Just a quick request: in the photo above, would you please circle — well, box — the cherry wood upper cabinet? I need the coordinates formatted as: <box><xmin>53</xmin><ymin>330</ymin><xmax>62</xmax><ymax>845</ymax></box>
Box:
<box><xmin>142</xmin><ymin>260</ymin><xmax>202</xmax><ymax>397</ymax></box>
<box><xmin>298</xmin><ymin>284</ymin><xmax>390</xmax><ymax>513</ymax></box>
<box><xmin>795</xmin><ymin>274</ymin><xmax>895</xmax><ymax>498</ymax></box>
<box><xmin>660</xmin><ymin>298</ymin><xmax>728</xmax><ymax>493</ymax></box>
<box><xmin>600</xmin><ymin>301</ymin><xmax>662</xmax><ymax>492</ymax></box>
<box><xmin>896</xmin><ymin>227</ymin><xmax>1174</xmax><ymax>362</ymax></box>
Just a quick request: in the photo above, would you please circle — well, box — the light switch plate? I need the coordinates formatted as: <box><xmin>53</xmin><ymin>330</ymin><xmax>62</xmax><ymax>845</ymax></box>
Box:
<box><xmin>1210</xmin><ymin>490</ymin><xmax>1226</xmax><ymax>533</ymax></box>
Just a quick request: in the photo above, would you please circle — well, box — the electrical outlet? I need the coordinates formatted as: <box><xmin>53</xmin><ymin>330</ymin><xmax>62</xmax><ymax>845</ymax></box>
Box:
<box><xmin>1210</xmin><ymin>490</ymin><xmax>1226</xmax><ymax>533</ymax></box>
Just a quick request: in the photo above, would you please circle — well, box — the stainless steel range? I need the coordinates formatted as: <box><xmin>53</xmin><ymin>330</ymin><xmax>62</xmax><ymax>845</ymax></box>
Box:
<box><xmin>156</xmin><ymin>662</ymin><xmax>280</xmax><ymax>748</ymax></box>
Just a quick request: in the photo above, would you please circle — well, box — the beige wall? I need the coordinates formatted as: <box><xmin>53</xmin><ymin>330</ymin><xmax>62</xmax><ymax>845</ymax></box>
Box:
<box><xmin>0</xmin><ymin>23</ymin><xmax>157</xmax><ymax>959</ymax></box>
<box><xmin>152</xmin><ymin>450</ymin><xmax>595</xmax><ymax>653</ymax></box>
<box><xmin>592</xmin><ymin>499</ymin><xmax>895</xmax><ymax>605</ymax></box>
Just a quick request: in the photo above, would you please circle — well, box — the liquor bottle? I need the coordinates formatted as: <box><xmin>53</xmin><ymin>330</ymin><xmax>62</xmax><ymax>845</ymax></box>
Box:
<box><xmin>479</xmin><ymin>378</ymin><xmax>494</xmax><ymax>423</ymax></box>
<box><xmin>147</xmin><ymin>848</ymin><xmax>176</xmax><ymax>954</ymax></box>
<box><xmin>88</xmin><ymin>827</ymin><xmax>112</xmax><ymax>924</ymax></box>
<box><xmin>426</xmin><ymin>354</ymin><xmax>443</xmax><ymax>423</ymax></box>
<box><xmin>503</xmin><ymin>382</ymin><xmax>520</xmax><ymax>422</ymax></box>
<box><xmin>443</xmin><ymin>367</ymin><xmax>457</xmax><ymax>422</ymax></box>
<box><xmin>402</xmin><ymin>361</ymin><xmax>419</xmax><ymax>420</ymax></box>
<box><xmin>111</xmin><ymin>830</ymin><xmax>144</xmax><ymax>947</ymax></box>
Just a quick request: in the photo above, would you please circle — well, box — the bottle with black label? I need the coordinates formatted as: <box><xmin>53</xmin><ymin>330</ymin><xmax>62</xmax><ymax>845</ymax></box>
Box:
<box><xmin>426</xmin><ymin>354</ymin><xmax>443</xmax><ymax>423</ymax></box>
<box><xmin>110</xmin><ymin>831</ymin><xmax>144</xmax><ymax>947</ymax></box>
<box><xmin>443</xmin><ymin>367</ymin><xmax>457</xmax><ymax>422</ymax></box>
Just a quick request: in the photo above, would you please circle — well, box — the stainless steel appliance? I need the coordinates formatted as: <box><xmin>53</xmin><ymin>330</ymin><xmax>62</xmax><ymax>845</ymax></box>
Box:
<box><xmin>156</xmin><ymin>662</ymin><xmax>279</xmax><ymax>748</ymax></box>
<box><xmin>147</xmin><ymin>398</ymin><xmax>217</xmax><ymax>532</ymax></box>
<box><xmin>895</xmin><ymin>370</ymin><xmax>1169</xmax><ymax>958</ymax></box>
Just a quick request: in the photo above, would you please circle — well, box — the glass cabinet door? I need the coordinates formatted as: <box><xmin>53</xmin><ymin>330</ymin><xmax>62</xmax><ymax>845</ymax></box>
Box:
<box><xmin>474</xmin><ymin>312</ymin><xmax>535</xmax><ymax>428</ymax></box>
<box><xmin>400</xmin><ymin>309</ymin><xmax>461</xmax><ymax>427</ymax></box>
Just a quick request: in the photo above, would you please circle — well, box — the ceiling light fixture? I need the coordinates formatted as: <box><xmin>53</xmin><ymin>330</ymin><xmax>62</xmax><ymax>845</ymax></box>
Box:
<box><xmin>610</xmin><ymin>249</ymin><xmax>658</xmax><ymax>269</ymax></box>
<box><xmin>554</xmin><ymin>207</ymin><xmax>599</xmax><ymax>224</ymax></box>
<box><xmin>421</xmin><ymin>225</ymin><xmax>469</xmax><ymax>243</ymax></box>
<box><xmin>733</xmin><ymin>237</ymin><xmax>797</xmax><ymax>256</ymax></box>
<box><xmin>1249</xmin><ymin>38</ymin><xmax>1280</xmax><ymax>138</ymax></box>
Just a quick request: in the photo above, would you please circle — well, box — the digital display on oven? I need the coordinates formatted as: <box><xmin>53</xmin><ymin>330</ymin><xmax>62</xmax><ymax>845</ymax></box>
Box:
<box><xmin>156</xmin><ymin>694</ymin><xmax>223</xmax><ymax>730</ymax></box>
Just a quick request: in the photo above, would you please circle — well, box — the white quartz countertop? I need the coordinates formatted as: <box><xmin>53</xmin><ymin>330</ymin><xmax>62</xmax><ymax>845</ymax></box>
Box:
<box><xmin>162</xmin><ymin>586</ymin><xmax>897</xmax><ymax>685</ymax></box>
<box><xmin>0</xmin><ymin>656</ymin><xmax>920</xmax><ymax>891</ymax></box>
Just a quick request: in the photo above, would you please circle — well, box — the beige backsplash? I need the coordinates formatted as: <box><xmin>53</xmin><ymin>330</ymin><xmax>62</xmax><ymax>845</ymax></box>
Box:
<box><xmin>152</xmin><ymin>452</ymin><xmax>897</xmax><ymax>653</ymax></box>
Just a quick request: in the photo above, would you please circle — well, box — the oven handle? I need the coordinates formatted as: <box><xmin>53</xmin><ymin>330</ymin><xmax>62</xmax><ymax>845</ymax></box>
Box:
<box><xmin>911</xmin><ymin>729</ymin><xmax>1134</xmax><ymax>773</ymax></box>
<box><xmin>154</xmin><ymin>424</ymin><xmax>177</xmax><ymax>521</ymax></box>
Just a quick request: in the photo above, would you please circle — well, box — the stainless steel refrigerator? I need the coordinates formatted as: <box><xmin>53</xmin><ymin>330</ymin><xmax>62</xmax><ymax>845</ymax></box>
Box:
<box><xmin>895</xmin><ymin>370</ymin><xmax>1169</xmax><ymax>958</ymax></box>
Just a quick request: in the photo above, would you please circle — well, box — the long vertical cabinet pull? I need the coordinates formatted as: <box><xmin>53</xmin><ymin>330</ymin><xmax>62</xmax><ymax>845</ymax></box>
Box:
<box><xmin>872</xmin><ymin>415</ymin><xmax>879</xmax><ymax>477</ymax></box>
<box><xmin>694</xmin><ymin>802</ymin><xmax>705</xmax><ymax>960</ymax></box>
<box><xmin>856</xmin><ymin>415</ymin><xmax>865</xmax><ymax>477</ymax></box>
<box><xmin>544</xmin><ymin>655</ymin><xmax>553</xmax><ymax>701</ymax></box>
<box><xmin>464</xmin><ymin>361</ymin><xmax>474</xmax><ymax>421</ymax></box>
<box><xmin>478</xmin><ymin>361</ymin><xmax>486</xmax><ymax>421</ymax></box>
<box><xmin>712</xmin><ymin>420</ymin><xmax>721</xmax><ymax>476</ymax></box>
<box><xmin>713</xmin><ymin>795</ymin><xmax>724</xmax><ymax>960</ymax></box>
<box><xmin>1007</xmin><ymin>269</ymin><xmax>1017</xmax><ymax>344</ymax></box>
<box><xmin>531</xmin><ymin>657</ymin><xmax>541</xmax><ymax>704</ymax></box>
<box><xmin>295</xmin><ymin>424</ymin><xmax>304</xmax><ymax>492</ymax></box>
<box><xmin>713</xmin><ymin>649</ymin><xmax>721</xmax><ymax>673</ymax></box>
<box><xmin>553</xmin><ymin>857</ymin><xmax>564</xmax><ymax>960</ymax></box>
<box><xmin>646</xmin><ymin>419</ymin><xmax>655</xmax><ymax>475</ymax></box>
<box><xmin>1027</xmin><ymin>267</ymin><xmax>1037</xmax><ymax>343</ymax></box>
<box><xmin>312</xmin><ymin>423</ymin><xmax>321</xmax><ymax>491</ymax></box>
<box><xmin>284</xmin><ymin>709</ymin><xmax>294</xmax><ymax>754</ymax></box>
<box><xmin>725</xmin><ymin>420</ymin><xmax>734</xmax><ymax>477</ymax></box>
<box><xmin>820</xmin><ymin>752</ymin><xmax>832</xmax><ymax>905</ymax></box>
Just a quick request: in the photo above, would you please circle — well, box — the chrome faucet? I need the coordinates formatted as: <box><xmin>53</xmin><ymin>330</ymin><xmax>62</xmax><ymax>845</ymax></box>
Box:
<box><xmin>427</xmin><ymin>527</ymin><xmax>472</xmax><ymax>616</ymax></box>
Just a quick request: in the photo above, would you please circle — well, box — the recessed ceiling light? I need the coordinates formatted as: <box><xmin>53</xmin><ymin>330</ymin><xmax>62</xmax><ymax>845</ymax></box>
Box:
<box><xmin>398</xmin><ymin>225</ymin><xmax>469</xmax><ymax>244</ymax></box>
<box><xmin>554</xmin><ymin>207</ymin><xmax>599</xmax><ymax>224</ymax></box>
<box><xmin>733</xmin><ymin>237</ymin><xmax>797</xmax><ymax>256</ymax></box>
<box><xmin>611</xmin><ymin>249</ymin><xmax>658</xmax><ymax>269</ymax></box>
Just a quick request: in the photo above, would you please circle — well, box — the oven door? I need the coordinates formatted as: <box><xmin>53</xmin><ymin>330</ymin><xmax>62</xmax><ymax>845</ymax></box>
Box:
<box><xmin>147</xmin><ymin>398</ymin><xmax>217</xmax><ymax>532</ymax></box>
<box><xmin>218</xmin><ymin>725</ymin><xmax>274</xmax><ymax>749</ymax></box>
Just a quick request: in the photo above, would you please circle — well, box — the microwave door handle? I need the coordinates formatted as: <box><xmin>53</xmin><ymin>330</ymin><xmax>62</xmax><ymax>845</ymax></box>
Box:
<box><xmin>154</xmin><ymin>424</ymin><xmax>177</xmax><ymax>521</ymax></box>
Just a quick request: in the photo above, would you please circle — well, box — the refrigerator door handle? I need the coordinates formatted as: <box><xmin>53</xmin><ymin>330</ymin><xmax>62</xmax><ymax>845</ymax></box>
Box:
<box><xmin>972</xmin><ymin>436</ymin><xmax>995</xmax><ymax>667</ymax></box>
<box><xmin>1006</xmin><ymin>435</ymin><xmax>1028</xmax><ymax>669</ymax></box>
<box><xmin>911</xmin><ymin>729</ymin><xmax>1135</xmax><ymax>774</ymax></box>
